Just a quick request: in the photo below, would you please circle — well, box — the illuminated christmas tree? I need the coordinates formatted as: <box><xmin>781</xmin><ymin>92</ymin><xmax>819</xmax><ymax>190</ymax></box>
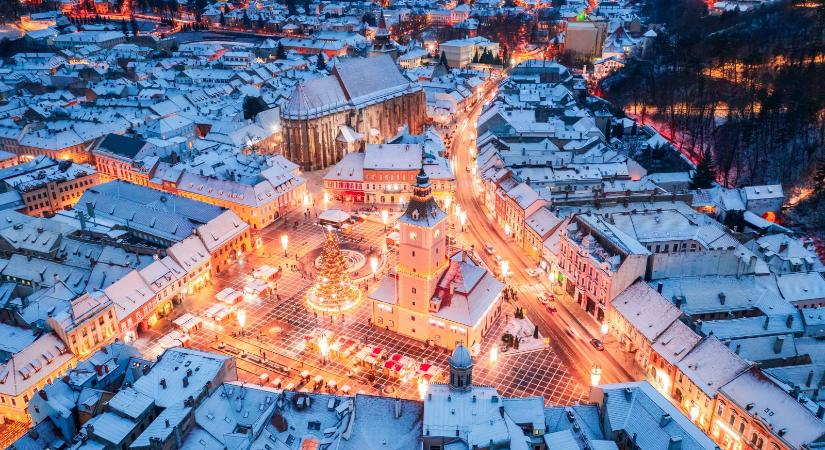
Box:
<box><xmin>306</xmin><ymin>231</ymin><xmax>363</xmax><ymax>314</ymax></box>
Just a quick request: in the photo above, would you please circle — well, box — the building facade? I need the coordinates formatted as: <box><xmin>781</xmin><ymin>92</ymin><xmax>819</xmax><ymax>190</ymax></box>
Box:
<box><xmin>281</xmin><ymin>55</ymin><xmax>427</xmax><ymax>171</ymax></box>
<box><xmin>370</xmin><ymin>169</ymin><xmax>503</xmax><ymax>350</ymax></box>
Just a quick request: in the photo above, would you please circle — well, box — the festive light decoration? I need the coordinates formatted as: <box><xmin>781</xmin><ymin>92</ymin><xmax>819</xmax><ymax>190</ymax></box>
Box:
<box><xmin>306</xmin><ymin>231</ymin><xmax>363</xmax><ymax>314</ymax></box>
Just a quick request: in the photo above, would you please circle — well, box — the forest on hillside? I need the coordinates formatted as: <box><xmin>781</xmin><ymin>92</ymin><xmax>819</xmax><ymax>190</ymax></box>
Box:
<box><xmin>602</xmin><ymin>0</ymin><xmax>825</xmax><ymax>191</ymax></box>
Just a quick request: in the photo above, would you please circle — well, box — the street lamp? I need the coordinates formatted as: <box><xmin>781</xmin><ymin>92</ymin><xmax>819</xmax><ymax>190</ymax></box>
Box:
<box><xmin>280</xmin><ymin>234</ymin><xmax>289</xmax><ymax>257</ymax></box>
<box><xmin>459</xmin><ymin>210</ymin><xmax>467</xmax><ymax>232</ymax></box>
<box><xmin>318</xmin><ymin>335</ymin><xmax>330</xmax><ymax>363</ymax></box>
<box><xmin>500</xmin><ymin>260</ymin><xmax>510</xmax><ymax>277</ymax></box>
<box><xmin>504</xmin><ymin>223</ymin><xmax>512</xmax><ymax>237</ymax></box>
<box><xmin>590</xmin><ymin>366</ymin><xmax>602</xmax><ymax>386</ymax></box>
<box><xmin>444</xmin><ymin>196</ymin><xmax>452</xmax><ymax>213</ymax></box>
<box><xmin>489</xmin><ymin>344</ymin><xmax>498</xmax><ymax>364</ymax></box>
<box><xmin>370</xmin><ymin>256</ymin><xmax>379</xmax><ymax>280</ymax></box>
<box><xmin>381</xmin><ymin>209</ymin><xmax>389</xmax><ymax>231</ymax></box>
<box><xmin>417</xmin><ymin>378</ymin><xmax>429</xmax><ymax>400</ymax></box>
<box><xmin>600</xmin><ymin>322</ymin><xmax>609</xmax><ymax>335</ymax></box>
<box><xmin>237</xmin><ymin>308</ymin><xmax>247</xmax><ymax>336</ymax></box>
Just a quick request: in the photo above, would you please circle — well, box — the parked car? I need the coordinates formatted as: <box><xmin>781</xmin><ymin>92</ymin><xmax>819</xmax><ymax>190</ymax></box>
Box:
<box><xmin>590</xmin><ymin>338</ymin><xmax>605</xmax><ymax>351</ymax></box>
<box><xmin>546</xmin><ymin>304</ymin><xmax>557</xmax><ymax>313</ymax></box>
<box><xmin>525</xmin><ymin>267</ymin><xmax>541</xmax><ymax>278</ymax></box>
<box><xmin>539</xmin><ymin>292</ymin><xmax>555</xmax><ymax>304</ymax></box>
<box><xmin>485</xmin><ymin>244</ymin><xmax>495</xmax><ymax>254</ymax></box>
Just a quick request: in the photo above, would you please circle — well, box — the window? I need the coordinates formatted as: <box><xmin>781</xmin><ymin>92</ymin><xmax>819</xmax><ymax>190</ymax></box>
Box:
<box><xmin>412</xmin><ymin>287</ymin><xmax>417</xmax><ymax>294</ymax></box>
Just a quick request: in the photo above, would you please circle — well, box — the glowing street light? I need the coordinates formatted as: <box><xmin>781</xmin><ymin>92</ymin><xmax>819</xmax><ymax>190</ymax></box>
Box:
<box><xmin>381</xmin><ymin>209</ymin><xmax>389</xmax><ymax>231</ymax></box>
<box><xmin>417</xmin><ymin>378</ymin><xmax>429</xmax><ymax>400</ymax></box>
<box><xmin>500</xmin><ymin>260</ymin><xmax>510</xmax><ymax>277</ymax></box>
<box><xmin>489</xmin><ymin>344</ymin><xmax>498</xmax><ymax>364</ymax></box>
<box><xmin>459</xmin><ymin>210</ymin><xmax>467</xmax><ymax>232</ymax></box>
<box><xmin>370</xmin><ymin>256</ymin><xmax>379</xmax><ymax>280</ymax></box>
<box><xmin>689</xmin><ymin>403</ymin><xmax>700</xmax><ymax>421</ymax></box>
<box><xmin>237</xmin><ymin>308</ymin><xmax>247</xmax><ymax>336</ymax></box>
<box><xmin>504</xmin><ymin>223</ymin><xmax>512</xmax><ymax>237</ymax></box>
<box><xmin>590</xmin><ymin>366</ymin><xmax>602</xmax><ymax>386</ymax></box>
<box><xmin>444</xmin><ymin>196</ymin><xmax>452</xmax><ymax>213</ymax></box>
<box><xmin>318</xmin><ymin>335</ymin><xmax>330</xmax><ymax>361</ymax></box>
<box><xmin>600</xmin><ymin>322</ymin><xmax>609</xmax><ymax>335</ymax></box>
<box><xmin>280</xmin><ymin>234</ymin><xmax>289</xmax><ymax>257</ymax></box>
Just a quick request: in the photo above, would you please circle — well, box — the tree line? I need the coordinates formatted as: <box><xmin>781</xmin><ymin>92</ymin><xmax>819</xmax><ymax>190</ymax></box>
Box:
<box><xmin>602</xmin><ymin>0</ymin><xmax>825</xmax><ymax>190</ymax></box>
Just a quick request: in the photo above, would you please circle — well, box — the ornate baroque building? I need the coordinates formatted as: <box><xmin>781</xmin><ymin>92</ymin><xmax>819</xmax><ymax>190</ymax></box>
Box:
<box><xmin>281</xmin><ymin>55</ymin><xmax>427</xmax><ymax>170</ymax></box>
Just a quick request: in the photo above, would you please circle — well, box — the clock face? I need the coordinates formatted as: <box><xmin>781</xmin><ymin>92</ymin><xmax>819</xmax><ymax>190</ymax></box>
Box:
<box><xmin>434</xmin><ymin>229</ymin><xmax>441</xmax><ymax>238</ymax></box>
<box><xmin>409</xmin><ymin>232</ymin><xmax>417</xmax><ymax>241</ymax></box>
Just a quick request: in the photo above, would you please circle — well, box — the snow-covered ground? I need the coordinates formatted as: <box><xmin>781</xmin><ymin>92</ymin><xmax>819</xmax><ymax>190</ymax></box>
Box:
<box><xmin>500</xmin><ymin>315</ymin><xmax>547</xmax><ymax>356</ymax></box>
<box><xmin>0</xmin><ymin>24</ymin><xmax>24</xmax><ymax>40</ymax></box>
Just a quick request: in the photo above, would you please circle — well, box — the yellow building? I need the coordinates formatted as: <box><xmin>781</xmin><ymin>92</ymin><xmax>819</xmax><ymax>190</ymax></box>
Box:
<box><xmin>369</xmin><ymin>169</ymin><xmax>504</xmax><ymax>351</ymax></box>
<box><xmin>0</xmin><ymin>333</ymin><xmax>75</xmax><ymax>424</ymax></box>
<box><xmin>48</xmin><ymin>292</ymin><xmax>120</xmax><ymax>358</ymax></box>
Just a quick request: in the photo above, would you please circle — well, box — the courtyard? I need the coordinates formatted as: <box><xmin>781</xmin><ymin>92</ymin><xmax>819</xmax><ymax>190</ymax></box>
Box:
<box><xmin>132</xmin><ymin>207</ymin><xmax>587</xmax><ymax>406</ymax></box>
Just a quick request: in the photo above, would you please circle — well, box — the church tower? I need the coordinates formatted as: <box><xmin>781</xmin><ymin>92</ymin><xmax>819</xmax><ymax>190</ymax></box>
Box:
<box><xmin>396</xmin><ymin>168</ymin><xmax>449</xmax><ymax>319</ymax></box>
<box><xmin>448</xmin><ymin>344</ymin><xmax>473</xmax><ymax>392</ymax></box>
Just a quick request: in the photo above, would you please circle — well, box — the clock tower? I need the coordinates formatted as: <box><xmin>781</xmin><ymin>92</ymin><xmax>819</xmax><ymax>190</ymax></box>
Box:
<box><xmin>396</xmin><ymin>168</ymin><xmax>449</xmax><ymax>319</ymax></box>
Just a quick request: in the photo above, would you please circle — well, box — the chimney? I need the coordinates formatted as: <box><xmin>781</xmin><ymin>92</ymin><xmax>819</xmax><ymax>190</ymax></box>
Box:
<box><xmin>668</xmin><ymin>436</ymin><xmax>683</xmax><ymax>450</ymax></box>
<box><xmin>394</xmin><ymin>398</ymin><xmax>402</xmax><ymax>419</ymax></box>
<box><xmin>774</xmin><ymin>336</ymin><xmax>785</xmax><ymax>354</ymax></box>
<box><xmin>165</xmin><ymin>419</ymin><xmax>170</xmax><ymax>428</ymax></box>
<box><xmin>659</xmin><ymin>414</ymin><xmax>672</xmax><ymax>427</ymax></box>
<box><xmin>657</xmin><ymin>282</ymin><xmax>663</xmax><ymax>294</ymax></box>
<box><xmin>183</xmin><ymin>376</ymin><xmax>189</xmax><ymax>388</ymax></box>
<box><xmin>764</xmin><ymin>316</ymin><xmax>770</xmax><ymax>330</ymax></box>
<box><xmin>624</xmin><ymin>387</ymin><xmax>633</xmax><ymax>400</ymax></box>
<box><xmin>791</xmin><ymin>385</ymin><xmax>801</xmax><ymax>399</ymax></box>
<box><xmin>779</xmin><ymin>241</ymin><xmax>789</xmax><ymax>254</ymax></box>
<box><xmin>718</xmin><ymin>292</ymin><xmax>726</xmax><ymax>305</ymax></box>
<box><xmin>817</xmin><ymin>405</ymin><xmax>825</xmax><ymax>420</ymax></box>
<box><xmin>807</xmin><ymin>370</ymin><xmax>815</xmax><ymax>387</ymax></box>
<box><xmin>38</xmin><ymin>390</ymin><xmax>48</xmax><ymax>401</ymax></box>
<box><xmin>160</xmin><ymin>378</ymin><xmax>167</xmax><ymax>389</ymax></box>
<box><xmin>786</xmin><ymin>314</ymin><xmax>795</xmax><ymax>329</ymax></box>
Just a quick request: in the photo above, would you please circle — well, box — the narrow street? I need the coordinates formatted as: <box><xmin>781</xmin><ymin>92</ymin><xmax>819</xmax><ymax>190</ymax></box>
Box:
<box><xmin>451</xmin><ymin>96</ymin><xmax>643</xmax><ymax>387</ymax></box>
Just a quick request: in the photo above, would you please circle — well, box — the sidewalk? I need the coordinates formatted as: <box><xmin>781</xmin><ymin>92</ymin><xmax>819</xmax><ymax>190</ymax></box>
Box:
<box><xmin>548</xmin><ymin>283</ymin><xmax>645</xmax><ymax>380</ymax></box>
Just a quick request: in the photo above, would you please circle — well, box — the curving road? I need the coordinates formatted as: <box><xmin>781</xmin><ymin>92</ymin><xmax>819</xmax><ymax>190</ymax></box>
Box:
<box><xmin>450</xmin><ymin>91</ymin><xmax>642</xmax><ymax>387</ymax></box>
